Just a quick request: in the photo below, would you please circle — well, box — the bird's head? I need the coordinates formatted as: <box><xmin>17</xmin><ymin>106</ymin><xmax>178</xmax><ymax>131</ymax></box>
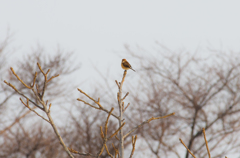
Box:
<box><xmin>122</xmin><ymin>59</ymin><xmax>126</xmax><ymax>62</ymax></box>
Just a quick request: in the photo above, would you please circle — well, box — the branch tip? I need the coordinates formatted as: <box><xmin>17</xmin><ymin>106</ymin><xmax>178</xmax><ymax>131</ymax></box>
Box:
<box><xmin>48</xmin><ymin>103</ymin><xmax>52</xmax><ymax>112</ymax></box>
<box><xmin>179</xmin><ymin>138</ymin><xmax>197</xmax><ymax>158</ymax></box>
<box><xmin>46</xmin><ymin>69</ymin><xmax>50</xmax><ymax>75</ymax></box>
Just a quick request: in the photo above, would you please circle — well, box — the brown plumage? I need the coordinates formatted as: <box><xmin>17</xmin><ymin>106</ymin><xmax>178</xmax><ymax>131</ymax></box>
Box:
<box><xmin>121</xmin><ymin>59</ymin><xmax>135</xmax><ymax>71</ymax></box>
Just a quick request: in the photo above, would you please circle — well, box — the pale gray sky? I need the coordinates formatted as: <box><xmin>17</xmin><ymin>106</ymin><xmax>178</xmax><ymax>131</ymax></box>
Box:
<box><xmin>1</xmin><ymin>0</ymin><xmax>240</xmax><ymax>83</ymax></box>
<box><xmin>1</xmin><ymin>1</ymin><xmax>240</xmax><ymax>157</ymax></box>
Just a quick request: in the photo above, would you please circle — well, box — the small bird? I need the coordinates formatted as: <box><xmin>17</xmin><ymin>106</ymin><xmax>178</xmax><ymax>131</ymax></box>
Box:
<box><xmin>121</xmin><ymin>59</ymin><xmax>135</xmax><ymax>71</ymax></box>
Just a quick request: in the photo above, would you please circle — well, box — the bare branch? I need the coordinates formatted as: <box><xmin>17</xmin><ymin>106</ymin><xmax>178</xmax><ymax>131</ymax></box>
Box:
<box><xmin>4</xmin><ymin>80</ymin><xmax>44</xmax><ymax>110</ymax></box>
<box><xmin>48</xmin><ymin>103</ymin><xmax>52</xmax><ymax>112</ymax></box>
<box><xmin>108</xmin><ymin>122</ymin><xmax>125</xmax><ymax>140</ymax></box>
<box><xmin>122</xmin><ymin>92</ymin><xmax>129</xmax><ymax>101</ymax></box>
<box><xmin>68</xmin><ymin>148</ymin><xmax>96</xmax><ymax>157</ymax></box>
<box><xmin>10</xmin><ymin>67</ymin><xmax>32</xmax><ymax>89</ymax></box>
<box><xmin>47</xmin><ymin>74</ymin><xmax>60</xmax><ymax>82</ymax></box>
<box><xmin>179</xmin><ymin>138</ymin><xmax>197</xmax><ymax>158</ymax></box>
<box><xmin>112</xmin><ymin>143</ymin><xmax>119</xmax><ymax>158</ymax></box>
<box><xmin>46</xmin><ymin>111</ymin><xmax>74</xmax><ymax>158</ymax></box>
<box><xmin>0</xmin><ymin>110</ymin><xmax>32</xmax><ymax>135</ymax></box>
<box><xmin>105</xmin><ymin>108</ymin><xmax>114</xmax><ymax>136</ymax></box>
<box><xmin>203</xmin><ymin>128</ymin><xmax>211</xmax><ymax>158</ymax></box>
<box><xmin>117</xmin><ymin>70</ymin><xmax>127</xmax><ymax>158</ymax></box>
<box><xmin>5</xmin><ymin>62</ymin><xmax>74</xmax><ymax>158</ymax></box>
<box><xmin>129</xmin><ymin>135</ymin><xmax>137</xmax><ymax>158</ymax></box>
<box><xmin>115</xmin><ymin>80</ymin><xmax>120</xmax><ymax>89</ymax></box>
<box><xmin>77</xmin><ymin>89</ymin><xmax>119</xmax><ymax>119</ymax></box>
<box><xmin>77</xmin><ymin>98</ymin><xmax>100</xmax><ymax>110</ymax></box>
<box><xmin>20</xmin><ymin>98</ymin><xmax>50</xmax><ymax>123</ymax></box>
<box><xmin>97</xmin><ymin>107</ymin><xmax>115</xmax><ymax>158</ymax></box>
<box><xmin>77</xmin><ymin>88</ymin><xmax>103</xmax><ymax>108</ymax></box>
<box><xmin>31</xmin><ymin>72</ymin><xmax>37</xmax><ymax>88</ymax></box>
<box><xmin>124</xmin><ymin>112</ymin><xmax>175</xmax><ymax>139</ymax></box>
<box><xmin>105</xmin><ymin>144</ymin><xmax>114</xmax><ymax>158</ymax></box>
<box><xmin>124</xmin><ymin>103</ymin><xmax>130</xmax><ymax>112</ymax></box>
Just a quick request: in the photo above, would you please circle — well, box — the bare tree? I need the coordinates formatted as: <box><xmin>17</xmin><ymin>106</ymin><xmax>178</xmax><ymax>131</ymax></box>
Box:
<box><xmin>74</xmin><ymin>70</ymin><xmax>174</xmax><ymax>158</ymax></box>
<box><xmin>0</xmin><ymin>33</ymin><xmax>81</xmax><ymax>157</ymax></box>
<box><xmin>3</xmin><ymin>48</ymin><xmax>174</xmax><ymax>158</ymax></box>
<box><xmin>0</xmin><ymin>30</ymin><xmax>14</xmax><ymax>109</ymax></box>
<box><xmin>126</xmin><ymin>44</ymin><xmax>240</xmax><ymax>158</ymax></box>
<box><xmin>0</xmin><ymin>122</ymin><xmax>64</xmax><ymax>158</ymax></box>
<box><xmin>65</xmin><ymin>102</ymin><xmax>122</xmax><ymax>158</ymax></box>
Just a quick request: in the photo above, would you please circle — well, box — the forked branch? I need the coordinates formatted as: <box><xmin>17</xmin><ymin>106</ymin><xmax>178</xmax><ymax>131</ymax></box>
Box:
<box><xmin>129</xmin><ymin>135</ymin><xmax>137</xmax><ymax>158</ymax></box>
<box><xmin>4</xmin><ymin>63</ymin><xmax>74</xmax><ymax>158</ymax></box>
<box><xmin>96</xmin><ymin>108</ymin><xmax>115</xmax><ymax>158</ymax></box>
<box><xmin>77</xmin><ymin>88</ymin><xmax>119</xmax><ymax>119</ymax></box>
<box><xmin>179</xmin><ymin>128</ymin><xmax>226</xmax><ymax>158</ymax></box>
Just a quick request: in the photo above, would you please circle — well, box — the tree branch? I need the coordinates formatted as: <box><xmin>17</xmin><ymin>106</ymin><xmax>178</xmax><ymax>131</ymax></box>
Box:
<box><xmin>124</xmin><ymin>112</ymin><xmax>175</xmax><ymax>139</ymax></box>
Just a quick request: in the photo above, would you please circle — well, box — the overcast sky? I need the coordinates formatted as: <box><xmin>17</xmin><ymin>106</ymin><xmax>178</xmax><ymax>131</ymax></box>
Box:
<box><xmin>1</xmin><ymin>1</ymin><xmax>240</xmax><ymax>83</ymax></box>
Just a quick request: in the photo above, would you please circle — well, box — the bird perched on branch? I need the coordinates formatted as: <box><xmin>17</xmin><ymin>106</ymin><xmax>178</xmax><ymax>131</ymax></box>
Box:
<box><xmin>121</xmin><ymin>59</ymin><xmax>135</xmax><ymax>72</ymax></box>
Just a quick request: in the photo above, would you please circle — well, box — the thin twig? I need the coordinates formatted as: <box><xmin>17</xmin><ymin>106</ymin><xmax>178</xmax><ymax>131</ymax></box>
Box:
<box><xmin>97</xmin><ymin>107</ymin><xmax>115</xmax><ymax>158</ymax></box>
<box><xmin>4</xmin><ymin>80</ymin><xmax>44</xmax><ymax>110</ymax></box>
<box><xmin>20</xmin><ymin>98</ymin><xmax>50</xmax><ymax>123</ymax></box>
<box><xmin>115</xmin><ymin>80</ymin><xmax>120</xmax><ymax>89</ymax></box>
<box><xmin>108</xmin><ymin>122</ymin><xmax>125</xmax><ymax>140</ymax></box>
<box><xmin>77</xmin><ymin>88</ymin><xmax>103</xmax><ymax>108</ymax></box>
<box><xmin>130</xmin><ymin>135</ymin><xmax>137</xmax><ymax>158</ymax></box>
<box><xmin>77</xmin><ymin>89</ymin><xmax>119</xmax><ymax>119</ymax></box>
<box><xmin>112</xmin><ymin>143</ymin><xmax>119</xmax><ymax>158</ymax></box>
<box><xmin>203</xmin><ymin>128</ymin><xmax>211</xmax><ymax>158</ymax></box>
<box><xmin>105</xmin><ymin>144</ymin><xmax>114</xmax><ymax>158</ymax></box>
<box><xmin>37</xmin><ymin>63</ymin><xmax>47</xmax><ymax>100</ymax></box>
<box><xmin>97</xmin><ymin>129</ymin><xmax>105</xmax><ymax>157</ymax></box>
<box><xmin>179</xmin><ymin>138</ymin><xmax>197</xmax><ymax>158</ymax></box>
<box><xmin>31</xmin><ymin>72</ymin><xmax>37</xmax><ymax>88</ymax></box>
<box><xmin>48</xmin><ymin>103</ymin><xmax>52</xmax><ymax>112</ymax></box>
<box><xmin>48</xmin><ymin>74</ymin><xmax>60</xmax><ymax>82</ymax></box>
<box><xmin>124</xmin><ymin>103</ymin><xmax>130</xmax><ymax>112</ymax></box>
<box><xmin>77</xmin><ymin>98</ymin><xmax>100</xmax><ymax>110</ymax></box>
<box><xmin>122</xmin><ymin>92</ymin><xmax>129</xmax><ymax>101</ymax></box>
<box><xmin>124</xmin><ymin>112</ymin><xmax>175</xmax><ymax>139</ymax></box>
<box><xmin>68</xmin><ymin>148</ymin><xmax>96</xmax><ymax>157</ymax></box>
<box><xmin>10</xmin><ymin>67</ymin><xmax>32</xmax><ymax>89</ymax></box>
<box><xmin>97</xmin><ymin>145</ymin><xmax>105</xmax><ymax>158</ymax></box>
<box><xmin>37</xmin><ymin>62</ymin><xmax>46</xmax><ymax>75</ymax></box>
<box><xmin>0</xmin><ymin>109</ymin><xmax>32</xmax><ymax>135</ymax></box>
<box><xmin>100</xmin><ymin>126</ymin><xmax>104</xmax><ymax>138</ymax></box>
<box><xmin>105</xmin><ymin>108</ymin><xmax>114</xmax><ymax>136</ymax></box>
